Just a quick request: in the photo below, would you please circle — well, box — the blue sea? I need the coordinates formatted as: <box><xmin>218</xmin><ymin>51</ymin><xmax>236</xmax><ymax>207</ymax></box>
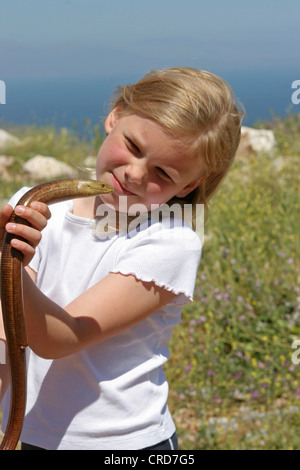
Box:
<box><xmin>0</xmin><ymin>70</ymin><xmax>299</xmax><ymax>134</ymax></box>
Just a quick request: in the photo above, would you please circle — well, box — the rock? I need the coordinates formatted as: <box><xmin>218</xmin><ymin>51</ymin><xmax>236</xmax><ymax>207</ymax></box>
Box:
<box><xmin>0</xmin><ymin>129</ymin><xmax>21</xmax><ymax>149</ymax></box>
<box><xmin>238</xmin><ymin>126</ymin><xmax>276</xmax><ymax>156</ymax></box>
<box><xmin>23</xmin><ymin>155</ymin><xmax>78</xmax><ymax>180</ymax></box>
<box><xmin>83</xmin><ymin>155</ymin><xmax>97</xmax><ymax>169</ymax></box>
<box><xmin>0</xmin><ymin>155</ymin><xmax>14</xmax><ymax>181</ymax></box>
<box><xmin>0</xmin><ymin>164</ymin><xmax>10</xmax><ymax>181</ymax></box>
<box><xmin>0</xmin><ymin>155</ymin><xmax>14</xmax><ymax>167</ymax></box>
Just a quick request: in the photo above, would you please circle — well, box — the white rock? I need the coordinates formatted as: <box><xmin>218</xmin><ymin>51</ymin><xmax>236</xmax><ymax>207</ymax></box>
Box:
<box><xmin>239</xmin><ymin>126</ymin><xmax>276</xmax><ymax>155</ymax></box>
<box><xmin>0</xmin><ymin>155</ymin><xmax>14</xmax><ymax>167</ymax></box>
<box><xmin>0</xmin><ymin>129</ymin><xmax>21</xmax><ymax>149</ymax></box>
<box><xmin>23</xmin><ymin>155</ymin><xmax>77</xmax><ymax>180</ymax></box>
<box><xmin>0</xmin><ymin>164</ymin><xmax>10</xmax><ymax>181</ymax></box>
<box><xmin>0</xmin><ymin>155</ymin><xmax>14</xmax><ymax>181</ymax></box>
<box><xmin>83</xmin><ymin>155</ymin><xmax>97</xmax><ymax>168</ymax></box>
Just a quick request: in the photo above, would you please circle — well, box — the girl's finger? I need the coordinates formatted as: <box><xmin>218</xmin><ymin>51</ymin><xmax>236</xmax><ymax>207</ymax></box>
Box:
<box><xmin>5</xmin><ymin>223</ymin><xmax>42</xmax><ymax>249</ymax></box>
<box><xmin>10</xmin><ymin>237</ymin><xmax>36</xmax><ymax>265</ymax></box>
<box><xmin>29</xmin><ymin>201</ymin><xmax>51</xmax><ymax>220</ymax></box>
<box><xmin>14</xmin><ymin>202</ymin><xmax>51</xmax><ymax>231</ymax></box>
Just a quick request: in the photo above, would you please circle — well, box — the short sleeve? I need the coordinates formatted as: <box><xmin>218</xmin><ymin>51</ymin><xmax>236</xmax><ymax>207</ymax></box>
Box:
<box><xmin>7</xmin><ymin>186</ymin><xmax>31</xmax><ymax>209</ymax></box>
<box><xmin>111</xmin><ymin>220</ymin><xmax>202</xmax><ymax>303</ymax></box>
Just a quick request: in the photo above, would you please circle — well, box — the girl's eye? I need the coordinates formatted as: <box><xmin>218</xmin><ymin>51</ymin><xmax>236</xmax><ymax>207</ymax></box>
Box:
<box><xmin>126</xmin><ymin>137</ymin><xmax>141</xmax><ymax>154</ymax></box>
<box><xmin>156</xmin><ymin>167</ymin><xmax>172</xmax><ymax>182</ymax></box>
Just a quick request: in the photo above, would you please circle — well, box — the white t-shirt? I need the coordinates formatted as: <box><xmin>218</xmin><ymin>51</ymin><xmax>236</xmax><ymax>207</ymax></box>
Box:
<box><xmin>1</xmin><ymin>187</ymin><xmax>202</xmax><ymax>450</ymax></box>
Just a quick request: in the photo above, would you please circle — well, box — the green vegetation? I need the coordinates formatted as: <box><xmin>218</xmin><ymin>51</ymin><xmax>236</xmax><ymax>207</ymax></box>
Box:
<box><xmin>1</xmin><ymin>114</ymin><xmax>300</xmax><ymax>449</ymax></box>
<box><xmin>166</xmin><ymin>113</ymin><xmax>300</xmax><ymax>449</ymax></box>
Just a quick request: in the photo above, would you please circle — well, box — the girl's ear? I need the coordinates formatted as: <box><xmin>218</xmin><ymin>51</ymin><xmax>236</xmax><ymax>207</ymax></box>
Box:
<box><xmin>104</xmin><ymin>107</ymin><xmax>121</xmax><ymax>134</ymax></box>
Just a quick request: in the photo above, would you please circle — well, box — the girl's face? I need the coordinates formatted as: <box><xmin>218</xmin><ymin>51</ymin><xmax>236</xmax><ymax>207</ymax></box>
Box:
<box><xmin>96</xmin><ymin>110</ymin><xmax>203</xmax><ymax>213</ymax></box>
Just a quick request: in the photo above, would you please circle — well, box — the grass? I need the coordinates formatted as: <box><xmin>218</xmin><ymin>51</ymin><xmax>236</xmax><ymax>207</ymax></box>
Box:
<box><xmin>1</xmin><ymin>113</ymin><xmax>300</xmax><ymax>449</ymax></box>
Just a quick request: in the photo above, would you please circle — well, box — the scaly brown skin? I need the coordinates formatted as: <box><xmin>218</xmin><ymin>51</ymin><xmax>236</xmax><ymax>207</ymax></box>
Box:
<box><xmin>0</xmin><ymin>179</ymin><xmax>113</xmax><ymax>450</ymax></box>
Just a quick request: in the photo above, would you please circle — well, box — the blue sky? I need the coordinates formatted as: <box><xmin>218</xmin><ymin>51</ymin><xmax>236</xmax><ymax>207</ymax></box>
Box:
<box><xmin>0</xmin><ymin>0</ymin><xmax>299</xmax><ymax>79</ymax></box>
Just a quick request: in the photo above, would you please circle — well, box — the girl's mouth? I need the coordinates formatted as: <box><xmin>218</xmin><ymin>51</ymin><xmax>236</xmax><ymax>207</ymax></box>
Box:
<box><xmin>112</xmin><ymin>173</ymin><xmax>137</xmax><ymax>196</ymax></box>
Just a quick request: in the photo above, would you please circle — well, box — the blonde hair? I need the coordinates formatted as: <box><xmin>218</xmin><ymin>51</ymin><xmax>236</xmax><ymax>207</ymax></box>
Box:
<box><xmin>110</xmin><ymin>67</ymin><xmax>244</xmax><ymax>225</ymax></box>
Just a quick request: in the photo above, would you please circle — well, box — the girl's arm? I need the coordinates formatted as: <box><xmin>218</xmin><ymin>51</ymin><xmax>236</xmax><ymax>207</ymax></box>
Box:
<box><xmin>22</xmin><ymin>269</ymin><xmax>175</xmax><ymax>359</ymax></box>
<box><xmin>1</xmin><ymin>201</ymin><xmax>176</xmax><ymax>361</ymax></box>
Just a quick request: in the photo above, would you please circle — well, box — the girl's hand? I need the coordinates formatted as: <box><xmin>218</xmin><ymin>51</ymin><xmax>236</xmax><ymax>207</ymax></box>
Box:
<box><xmin>0</xmin><ymin>201</ymin><xmax>51</xmax><ymax>267</ymax></box>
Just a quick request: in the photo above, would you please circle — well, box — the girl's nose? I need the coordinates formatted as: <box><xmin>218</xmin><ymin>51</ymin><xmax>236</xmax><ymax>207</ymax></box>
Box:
<box><xmin>125</xmin><ymin>161</ymin><xmax>147</xmax><ymax>184</ymax></box>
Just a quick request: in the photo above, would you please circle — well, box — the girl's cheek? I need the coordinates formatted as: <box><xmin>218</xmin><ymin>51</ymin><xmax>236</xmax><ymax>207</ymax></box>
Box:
<box><xmin>144</xmin><ymin>183</ymin><xmax>171</xmax><ymax>206</ymax></box>
<box><xmin>99</xmin><ymin>141</ymin><xmax>128</xmax><ymax>167</ymax></box>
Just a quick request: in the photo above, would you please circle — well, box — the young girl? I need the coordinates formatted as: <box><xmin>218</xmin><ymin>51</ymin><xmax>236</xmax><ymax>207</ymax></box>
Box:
<box><xmin>0</xmin><ymin>67</ymin><xmax>243</xmax><ymax>450</ymax></box>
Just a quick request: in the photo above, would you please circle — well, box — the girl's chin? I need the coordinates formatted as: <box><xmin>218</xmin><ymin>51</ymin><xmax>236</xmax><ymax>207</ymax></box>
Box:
<box><xmin>98</xmin><ymin>192</ymin><xmax>118</xmax><ymax>207</ymax></box>
<box><xmin>98</xmin><ymin>193</ymin><xmax>153</xmax><ymax>214</ymax></box>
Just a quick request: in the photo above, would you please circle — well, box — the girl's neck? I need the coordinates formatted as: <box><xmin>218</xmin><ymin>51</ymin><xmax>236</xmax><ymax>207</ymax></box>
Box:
<box><xmin>72</xmin><ymin>196</ymin><xmax>98</xmax><ymax>219</ymax></box>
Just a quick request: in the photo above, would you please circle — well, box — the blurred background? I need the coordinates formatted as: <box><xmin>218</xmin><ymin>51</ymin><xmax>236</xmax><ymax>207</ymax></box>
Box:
<box><xmin>1</xmin><ymin>0</ymin><xmax>300</xmax><ymax>450</ymax></box>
